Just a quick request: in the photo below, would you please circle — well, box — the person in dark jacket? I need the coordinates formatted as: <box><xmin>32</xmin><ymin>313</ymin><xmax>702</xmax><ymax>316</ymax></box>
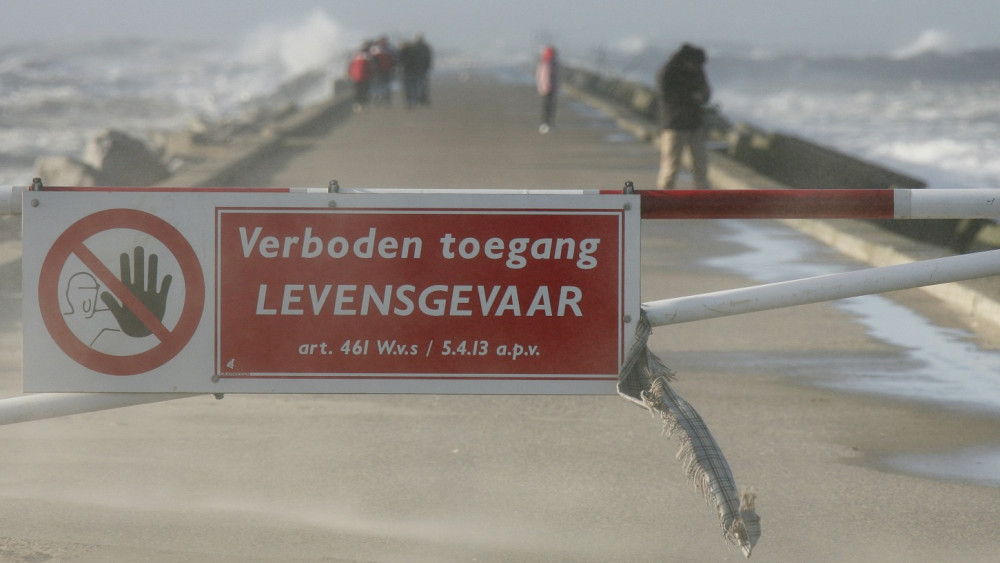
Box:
<box><xmin>398</xmin><ymin>34</ymin><xmax>433</xmax><ymax>108</ymax></box>
<box><xmin>411</xmin><ymin>34</ymin><xmax>433</xmax><ymax>106</ymax></box>
<box><xmin>656</xmin><ymin>43</ymin><xmax>711</xmax><ymax>189</ymax></box>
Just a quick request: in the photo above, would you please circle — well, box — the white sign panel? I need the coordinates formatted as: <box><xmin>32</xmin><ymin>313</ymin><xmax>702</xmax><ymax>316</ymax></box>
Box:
<box><xmin>22</xmin><ymin>191</ymin><xmax>640</xmax><ymax>394</ymax></box>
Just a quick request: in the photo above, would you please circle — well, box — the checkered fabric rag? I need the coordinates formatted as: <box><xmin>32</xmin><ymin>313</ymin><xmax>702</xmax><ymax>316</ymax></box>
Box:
<box><xmin>618</xmin><ymin>310</ymin><xmax>761</xmax><ymax>558</ymax></box>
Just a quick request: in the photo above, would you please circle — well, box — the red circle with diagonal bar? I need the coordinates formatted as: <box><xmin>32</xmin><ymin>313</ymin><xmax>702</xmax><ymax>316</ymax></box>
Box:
<box><xmin>38</xmin><ymin>208</ymin><xmax>205</xmax><ymax>375</ymax></box>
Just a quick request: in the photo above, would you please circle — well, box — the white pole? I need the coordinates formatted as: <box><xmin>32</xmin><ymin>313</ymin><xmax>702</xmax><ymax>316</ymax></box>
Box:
<box><xmin>0</xmin><ymin>393</ymin><xmax>199</xmax><ymax>426</ymax></box>
<box><xmin>897</xmin><ymin>189</ymin><xmax>1000</xmax><ymax>219</ymax></box>
<box><xmin>644</xmin><ymin>248</ymin><xmax>1000</xmax><ymax>327</ymax></box>
<box><xmin>0</xmin><ymin>185</ymin><xmax>27</xmax><ymax>216</ymax></box>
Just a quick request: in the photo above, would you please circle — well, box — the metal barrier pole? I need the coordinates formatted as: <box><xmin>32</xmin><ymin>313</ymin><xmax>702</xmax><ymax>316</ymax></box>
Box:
<box><xmin>0</xmin><ymin>393</ymin><xmax>200</xmax><ymax>426</ymax></box>
<box><xmin>1</xmin><ymin>185</ymin><xmax>27</xmax><ymax>216</ymax></box>
<box><xmin>644</xmin><ymin>248</ymin><xmax>1000</xmax><ymax>326</ymax></box>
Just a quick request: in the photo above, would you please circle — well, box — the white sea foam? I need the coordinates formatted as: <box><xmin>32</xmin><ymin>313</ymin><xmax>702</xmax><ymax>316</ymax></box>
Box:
<box><xmin>238</xmin><ymin>9</ymin><xmax>358</xmax><ymax>79</ymax></box>
<box><xmin>891</xmin><ymin>28</ymin><xmax>958</xmax><ymax>59</ymax></box>
<box><xmin>707</xmin><ymin>57</ymin><xmax>1000</xmax><ymax>190</ymax></box>
<box><xmin>0</xmin><ymin>10</ymin><xmax>359</xmax><ymax>185</ymax></box>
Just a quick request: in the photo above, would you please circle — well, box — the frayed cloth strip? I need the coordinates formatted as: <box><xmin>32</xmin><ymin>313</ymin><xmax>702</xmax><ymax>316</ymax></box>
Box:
<box><xmin>618</xmin><ymin>310</ymin><xmax>760</xmax><ymax>557</ymax></box>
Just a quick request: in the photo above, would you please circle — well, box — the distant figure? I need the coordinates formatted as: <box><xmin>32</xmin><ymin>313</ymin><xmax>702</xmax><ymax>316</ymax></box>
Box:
<box><xmin>535</xmin><ymin>45</ymin><xmax>559</xmax><ymax>133</ymax></box>
<box><xmin>410</xmin><ymin>34</ymin><xmax>433</xmax><ymax>106</ymax></box>
<box><xmin>348</xmin><ymin>42</ymin><xmax>373</xmax><ymax>112</ymax></box>
<box><xmin>397</xmin><ymin>40</ymin><xmax>417</xmax><ymax>108</ymax></box>
<box><xmin>656</xmin><ymin>43</ymin><xmax>712</xmax><ymax>189</ymax></box>
<box><xmin>370</xmin><ymin>36</ymin><xmax>396</xmax><ymax>106</ymax></box>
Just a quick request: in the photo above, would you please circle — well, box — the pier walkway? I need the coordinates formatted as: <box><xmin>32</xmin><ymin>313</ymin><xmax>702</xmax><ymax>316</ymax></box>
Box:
<box><xmin>2</xmin><ymin>70</ymin><xmax>1000</xmax><ymax>562</ymax></box>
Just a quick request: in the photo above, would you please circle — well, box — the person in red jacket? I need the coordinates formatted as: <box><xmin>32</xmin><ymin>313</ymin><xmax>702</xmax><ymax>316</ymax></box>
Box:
<box><xmin>370</xmin><ymin>36</ymin><xmax>396</xmax><ymax>106</ymax></box>
<box><xmin>535</xmin><ymin>45</ymin><xmax>559</xmax><ymax>133</ymax></box>
<box><xmin>348</xmin><ymin>42</ymin><xmax>373</xmax><ymax>112</ymax></box>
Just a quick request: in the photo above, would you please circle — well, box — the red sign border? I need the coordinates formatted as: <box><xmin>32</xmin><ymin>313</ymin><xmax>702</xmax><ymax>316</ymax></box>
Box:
<box><xmin>38</xmin><ymin>209</ymin><xmax>206</xmax><ymax>375</ymax></box>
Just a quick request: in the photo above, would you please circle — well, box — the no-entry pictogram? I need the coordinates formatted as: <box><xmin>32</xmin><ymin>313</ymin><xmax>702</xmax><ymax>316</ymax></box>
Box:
<box><xmin>37</xmin><ymin>209</ymin><xmax>205</xmax><ymax>375</ymax></box>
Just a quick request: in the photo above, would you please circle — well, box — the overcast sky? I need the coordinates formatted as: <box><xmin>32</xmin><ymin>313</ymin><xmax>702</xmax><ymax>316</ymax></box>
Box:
<box><xmin>5</xmin><ymin>1</ymin><xmax>1000</xmax><ymax>57</ymax></box>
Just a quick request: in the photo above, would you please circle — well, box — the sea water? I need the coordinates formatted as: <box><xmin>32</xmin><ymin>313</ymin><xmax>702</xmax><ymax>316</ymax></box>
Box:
<box><xmin>0</xmin><ymin>11</ymin><xmax>349</xmax><ymax>186</ymax></box>
<box><xmin>708</xmin><ymin>52</ymin><xmax>1000</xmax><ymax>192</ymax></box>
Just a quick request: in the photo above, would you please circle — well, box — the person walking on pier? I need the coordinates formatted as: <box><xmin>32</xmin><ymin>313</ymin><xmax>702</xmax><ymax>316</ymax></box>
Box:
<box><xmin>535</xmin><ymin>45</ymin><xmax>559</xmax><ymax>133</ymax></box>
<box><xmin>369</xmin><ymin>36</ymin><xmax>396</xmax><ymax>106</ymax></box>
<box><xmin>347</xmin><ymin>42</ymin><xmax>373</xmax><ymax>112</ymax></box>
<box><xmin>403</xmin><ymin>33</ymin><xmax>433</xmax><ymax>107</ymax></box>
<box><xmin>656</xmin><ymin>43</ymin><xmax>711</xmax><ymax>189</ymax></box>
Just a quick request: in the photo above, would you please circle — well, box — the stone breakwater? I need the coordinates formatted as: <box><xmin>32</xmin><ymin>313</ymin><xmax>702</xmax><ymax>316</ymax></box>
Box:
<box><xmin>32</xmin><ymin>77</ymin><xmax>355</xmax><ymax>191</ymax></box>
<box><xmin>161</xmin><ymin>79</ymin><xmax>356</xmax><ymax>189</ymax></box>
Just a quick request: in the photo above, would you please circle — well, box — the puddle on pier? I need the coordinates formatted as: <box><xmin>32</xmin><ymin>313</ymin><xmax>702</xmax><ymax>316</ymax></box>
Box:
<box><xmin>703</xmin><ymin>219</ymin><xmax>1000</xmax><ymax>487</ymax></box>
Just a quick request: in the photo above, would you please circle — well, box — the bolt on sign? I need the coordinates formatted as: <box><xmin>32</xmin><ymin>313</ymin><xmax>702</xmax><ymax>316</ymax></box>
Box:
<box><xmin>22</xmin><ymin>191</ymin><xmax>640</xmax><ymax>394</ymax></box>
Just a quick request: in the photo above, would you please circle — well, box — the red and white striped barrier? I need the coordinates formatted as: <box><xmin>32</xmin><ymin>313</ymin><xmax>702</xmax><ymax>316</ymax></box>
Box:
<box><xmin>7</xmin><ymin>186</ymin><xmax>1000</xmax><ymax>219</ymax></box>
<box><xmin>622</xmin><ymin>188</ymin><xmax>1000</xmax><ymax>219</ymax></box>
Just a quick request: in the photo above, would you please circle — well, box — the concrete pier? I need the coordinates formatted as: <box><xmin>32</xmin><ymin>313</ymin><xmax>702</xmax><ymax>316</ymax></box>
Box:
<box><xmin>2</xmin><ymin>70</ymin><xmax>1000</xmax><ymax>562</ymax></box>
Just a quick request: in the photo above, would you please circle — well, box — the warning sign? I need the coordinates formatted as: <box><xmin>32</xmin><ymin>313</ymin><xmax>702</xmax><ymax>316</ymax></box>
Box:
<box><xmin>22</xmin><ymin>191</ymin><xmax>639</xmax><ymax>394</ymax></box>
